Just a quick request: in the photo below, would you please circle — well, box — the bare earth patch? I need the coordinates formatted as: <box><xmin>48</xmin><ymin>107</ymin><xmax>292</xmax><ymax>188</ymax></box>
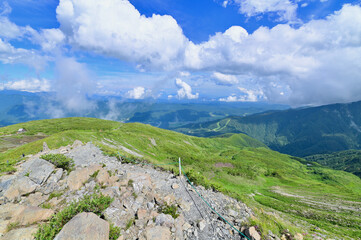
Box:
<box><xmin>0</xmin><ymin>134</ymin><xmax>47</xmax><ymax>153</ymax></box>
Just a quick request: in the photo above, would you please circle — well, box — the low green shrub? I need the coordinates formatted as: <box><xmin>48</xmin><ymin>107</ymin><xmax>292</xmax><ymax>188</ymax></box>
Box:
<box><xmin>184</xmin><ymin>169</ymin><xmax>211</xmax><ymax>189</ymax></box>
<box><xmin>158</xmin><ymin>203</ymin><xmax>179</xmax><ymax>219</ymax></box>
<box><xmin>90</xmin><ymin>170</ymin><xmax>100</xmax><ymax>178</ymax></box>
<box><xmin>41</xmin><ymin>154</ymin><xmax>74</xmax><ymax>172</ymax></box>
<box><xmin>109</xmin><ymin>223</ymin><xmax>121</xmax><ymax>240</ymax></box>
<box><xmin>125</xmin><ymin>218</ymin><xmax>135</xmax><ymax>230</ymax></box>
<box><xmin>48</xmin><ymin>191</ymin><xmax>63</xmax><ymax>200</ymax></box>
<box><xmin>34</xmin><ymin>193</ymin><xmax>116</xmax><ymax>240</ymax></box>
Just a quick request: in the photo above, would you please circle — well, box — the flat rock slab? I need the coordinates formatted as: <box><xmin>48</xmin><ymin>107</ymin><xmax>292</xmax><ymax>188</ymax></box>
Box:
<box><xmin>65</xmin><ymin>142</ymin><xmax>111</xmax><ymax>167</ymax></box>
<box><xmin>1</xmin><ymin>225</ymin><xmax>38</xmax><ymax>240</ymax></box>
<box><xmin>67</xmin><ymin>165</ymin><xmax>102</xmax><ymax>191</ymax></box>
<box><xmin>145</xmin><ymin>226</ymin><xmax>171</xmax><ymax>240</ymax></box>
<box><xmin>0</xmin><ymin>204</ymin><xmax>26</xmax><ymax>234</ymax></box>
<box><xmin>54</xmin><ymin>212</ymin><xmax>109</xmax><ymax>240</ymax></box>
<box><xmin>13</xmin><ymin>206</ymin><xmax>54</xmax><ymax>226</ymax></box>
<box><xmin>0</xmin><ymin>204</ymin><xmax>53</xmax><ymax>235</ymax></box>
<box><xmin>21</xmin><ymin>158</ymin><xmax>55</xmax><ymax>185</ymax></box>
<box><xmin>2</xmin><ymin>176</ymin><xmax>38</xmax><ymax>201</ymax></box>
<box><xmin>22</xmin><ymin>192</ymin><xmax>47</xmax><ymax>207</ymax></box>
<box><xmin>0</xmin><ymin>175</ymin><xmax>17</xmax><ymax>196</ymax></box>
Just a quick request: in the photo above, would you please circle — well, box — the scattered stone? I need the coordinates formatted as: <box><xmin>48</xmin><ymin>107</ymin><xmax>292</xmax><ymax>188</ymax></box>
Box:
<box><xmin>67</xmin><ymin>165</ymin><xmax>102</xmax><ymax>191</ymax></box>
<box><xmin>95</xmin><ymin>169</ymin><xmax>110</xmax><ymax>185</ymax></box>
<box><xmin>164</xmin><ymin>194</ymin><xmax>176</xmax><ymax>205</ymax></box>
<box><xmin>198</xmin><ymin>219</ymin><xmax>207</xmax><ymax>231</ymax></box>
<box><xmin>147</xmin><ymin>202</ymin><xmax>155</xmax><ymax>210</ymax></box>
<box><xmin>101</xmin><ymin>187</ymin><xmax>120</xmax><ymax>198</ymax></box>
<box><xmin>183</xmin><ymin>222</ymin><xmax>191</xmax><ymax>231</ymax></box>
<box><xmin>72</xmin><ymin>140</ymin><xmax>83</xmax><ymax>148</ymax></box>
<box><xmin>228</xmin><ymin>209</ymin><xmax>238</xmax><ymax>218</ymax></box>
<box><xmin>145</xmin><ymin>226</ymin><xmax>171</xmax><ymax>240</ymax></box>
<box><xmin>171</xmin><ymin>183</ymin><xmax>179</xmax><ymax>189</ymax></box>
<box><xmin>155</xmin><ymin>213</ymin><xmax>174</xmax><ymax>227</ymax></box>
<box><xmin>126</xmin><ymin>172</ymin><xmax>152</xmax><ymax>194</ymax></box>
<box><xmin>150</xmin><ymin>138</ymin><xmax>157</xmax><ymax>146</ymax></box>
<box><xmin>54</xmin><ymin>212</ymin><xmax>109</xmax><ymax>240</ymax></box>
<box><xmin>174</xmin><ymin>215</ymin><xmax>184</xmax><ymax>240</ymax></box>
<box><xmin>137</xmin><ymin>208</ymin><xmax>148</xmax><ymax>220</ymax></box>
<box><xmin>43</xmin><ymin>142</ymin><xmax>49</xmax><ymax>152</ymax></box>
<box><xmin>294</xmin><ymin>233</ymin><xmax>304</xmax><ymax>240</ymax></box>
<box><xmin>245</xmin><ymin>226</ymin><xmax>261</xmax><ymax>240</ymax></box>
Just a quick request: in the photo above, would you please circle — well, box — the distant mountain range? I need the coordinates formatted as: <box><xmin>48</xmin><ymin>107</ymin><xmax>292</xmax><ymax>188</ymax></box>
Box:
<box><xmin>0</xmin><ymin>90</ymin><xmax>288</xmax><ymax>128</ymax></box>
<box><xmin>175</xmin><ymin>100</ymin><xmax>361</xmax><ymax>157</ymax></box>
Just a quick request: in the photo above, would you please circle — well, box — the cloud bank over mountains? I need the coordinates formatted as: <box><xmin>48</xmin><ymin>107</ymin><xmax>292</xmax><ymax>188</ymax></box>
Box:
<box><xmin>1</xmin><ymin>0</ymin><xmax>361</xmax><ymax>106</ymax></box>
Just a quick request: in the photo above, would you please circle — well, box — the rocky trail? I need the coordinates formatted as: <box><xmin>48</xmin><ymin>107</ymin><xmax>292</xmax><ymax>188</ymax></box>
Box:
<box><xmin>0</xmin><ymin>141</ymin><xmax>262</xmax><ymax>240</ymax></box>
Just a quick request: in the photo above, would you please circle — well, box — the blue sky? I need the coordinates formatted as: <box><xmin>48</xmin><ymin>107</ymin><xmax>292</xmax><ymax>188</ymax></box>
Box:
<box><xmin>1</xmin><ymin>0</ymin><xmax>361</xmax><ymax>109</ymax></box>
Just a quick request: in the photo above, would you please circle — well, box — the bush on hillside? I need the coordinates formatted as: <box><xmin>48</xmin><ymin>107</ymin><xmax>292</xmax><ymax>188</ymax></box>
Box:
<box><xmin>34</xmin><ymin>193</ymin><xmax>119</xmax><ymax>240</ymax></box>
<box><xmin>41</xmin><ymin>154</ymin><xmax>74</xmax><ymax>172</ymax></box>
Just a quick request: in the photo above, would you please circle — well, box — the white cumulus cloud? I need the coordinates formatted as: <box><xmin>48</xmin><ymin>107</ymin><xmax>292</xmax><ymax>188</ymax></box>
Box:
<box><xmin>32</xmin><ymin>28</ymin><xmax>66</xmax><ymax>51</ymax></box>
<box><xmin>175</xmin><ymin>78</ymin><xmax>199</xmax><ymax>100</ymax></box>
<box><xmin>184</xmin><ymin>4</ymin><xmax>361</xmax><ymax>106</ymax></box>
<box><xmin>56</xmin><ymin>0</ymin><xmax>188</xmax><ymax>70</ymax></box>
<box><xmin>234</xmin><ymin>0</ymin><xmax>298</xmax><ymax>21</ymax></box>
<box><xmin>219</xmin><ymin>87</ymin><xmax>265</xmax><ymax>102</ymax></box>
<box><xmin>126</xmin><ymin>86</ymin><xmax>146</xmax><ymax>99</ymax></box>
<box><xmin>0</xmin><ymin>78</ymin><xmax>50</xmax><ymax>92</ymax></box>
<box><xmin>212</xmin><ymin>72</ymin><xmax>239</xmax><ymax>85</ymax></box>
<box><xmin>0</xmin><ymin>38</ymin><xmax>48</xmax><ymax>71</ymax></box>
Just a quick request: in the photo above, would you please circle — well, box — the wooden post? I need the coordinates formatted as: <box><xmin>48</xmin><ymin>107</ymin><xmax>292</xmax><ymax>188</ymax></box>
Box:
<box><xmin>179</xmin><ymin>157</ymin><xmax>182</xmax><ymax>178</ymax></box>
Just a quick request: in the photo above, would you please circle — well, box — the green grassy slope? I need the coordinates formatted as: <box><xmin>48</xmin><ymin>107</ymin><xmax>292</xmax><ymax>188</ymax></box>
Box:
<box><xmin>1</xmin><ymin>118</ymin><xmax>361</xmax><ymax>239</ymax></box>
<box><xmin>175</xmin><ymin>101</ymin><xmax>361</xmax><ymax>158</ymax></box>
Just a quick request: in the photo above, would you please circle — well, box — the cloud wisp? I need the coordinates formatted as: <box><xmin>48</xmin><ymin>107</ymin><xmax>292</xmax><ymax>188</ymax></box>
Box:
<box><xmin>53</xmin><ymin>57</ymin><xmax>96</xmax><ymax>113</ymax></box>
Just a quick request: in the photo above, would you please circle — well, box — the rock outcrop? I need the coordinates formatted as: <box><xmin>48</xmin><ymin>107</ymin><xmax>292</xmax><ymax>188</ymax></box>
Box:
<box><xmin>0</xmin><ymin>141</ymin><xmax>282</xmax><ymax>240</ymax></box>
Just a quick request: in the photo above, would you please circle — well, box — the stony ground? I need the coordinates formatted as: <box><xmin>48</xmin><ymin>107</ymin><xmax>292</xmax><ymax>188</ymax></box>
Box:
<box><xmin>0</xmin><ymin>141</ymin><xmax>263</xmax><ymax>240</ymax></box>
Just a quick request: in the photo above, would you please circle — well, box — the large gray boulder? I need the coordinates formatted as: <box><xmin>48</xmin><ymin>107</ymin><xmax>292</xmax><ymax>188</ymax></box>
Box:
<box><xmin>2</xmin><ymin>176</ymin><xmax>38</xmax><ymax>201</ymax></box>
<box><xmin>54</xmin><ymin>212</ymin><xmax>109</xmax><ymax>240</ymax></box>
<box><xmin>21</xmin><ymin>158</ymin><xmax>55</xmax><ymax>185</ymax></box>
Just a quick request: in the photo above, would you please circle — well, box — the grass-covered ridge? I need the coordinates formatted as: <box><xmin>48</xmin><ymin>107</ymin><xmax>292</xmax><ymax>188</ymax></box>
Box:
<box><xmin>1</xmin><ymin>117</ymin><xmax>361</xmax><ymax>239</ymax></box>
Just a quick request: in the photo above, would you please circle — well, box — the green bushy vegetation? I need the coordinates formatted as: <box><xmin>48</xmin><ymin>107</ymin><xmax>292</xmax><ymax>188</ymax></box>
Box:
<box><xmin>306</xmin><ymin>149</ymin><xmax>361</xmax><ymax>178</ymax></box>
<box><xmin>41</xmin><ymin>154</ymin><xmax>74</xmax><ymax>172</ymax></box>
<box><xmin>158</xmin><ymin>203</ymin><xmax>179</xmax><ymax>219</ymax></box>
<box><xmin>1</xmin><ymin>118</ymin><xmax>361</xmax><ymax>239</ymax></box>
<box><xmin>34</xmin><ymin>193</ymin><xmax>118</xmax><ymax>240</ymax></box>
